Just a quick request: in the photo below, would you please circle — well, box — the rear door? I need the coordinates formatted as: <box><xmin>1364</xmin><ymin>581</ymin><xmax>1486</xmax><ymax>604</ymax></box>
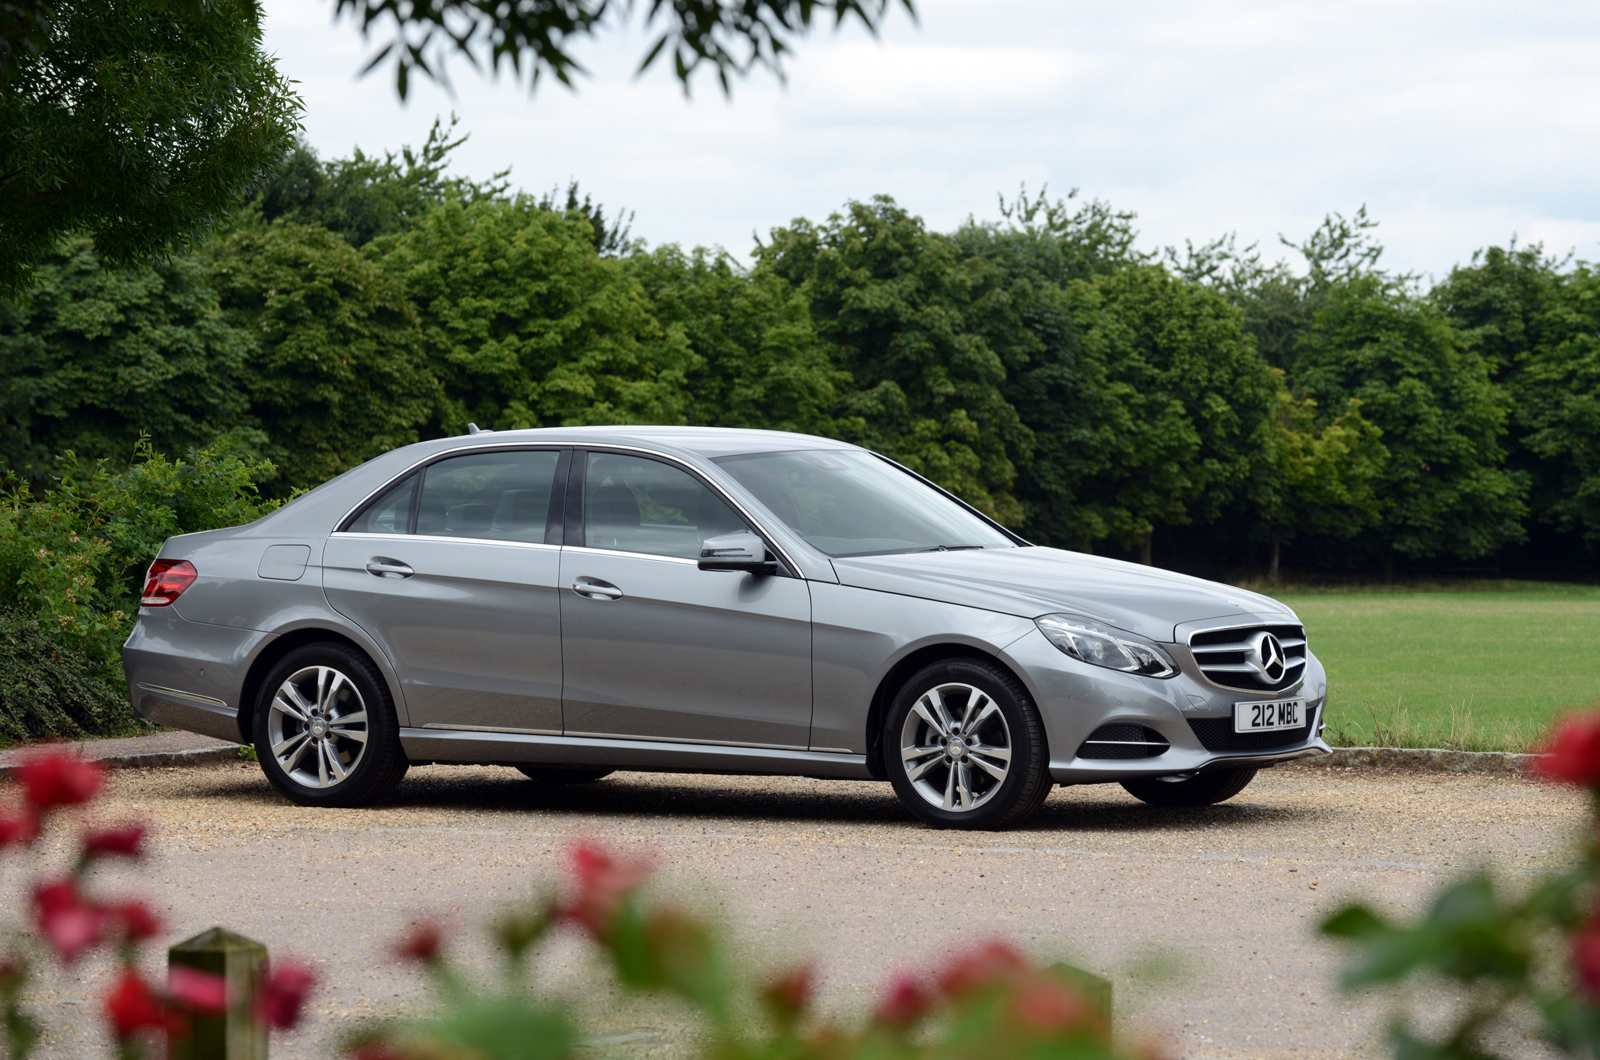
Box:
<box><xmin>323</xmin><ymin>448</ymin><xmax>568</xmax><ymax>732</ymax></box>
<box><xmin>558</xmin><ymin>450</ymin><xmax>814</xmax><ymax>749</ymax></box>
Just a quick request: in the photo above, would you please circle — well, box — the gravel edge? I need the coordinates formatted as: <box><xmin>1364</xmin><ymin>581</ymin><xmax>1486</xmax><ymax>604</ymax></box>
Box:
<box><xmin>0</xmin><ymin>745</ymin><xmax>243</xmax><ymax>780</ymax></box>
<box><xmin>1291</xmin><ymin>746</ymin><xmax>1539</xmax><ymax>774</ymax></box>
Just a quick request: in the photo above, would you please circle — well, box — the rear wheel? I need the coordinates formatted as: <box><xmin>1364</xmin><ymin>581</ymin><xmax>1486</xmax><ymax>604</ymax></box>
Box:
<box><xmin>884</xmin><ymin>658</ymin><xmax>1051</xmax><ymax>830</ymax></box>
<box><xmin>1119</xmin><ymin>767</ymin><xmax>1257</xmax><ymax>807</ymax></box>
<box><xmin>514</xmin><ymin>765</ymin><xmax>613</xmax><ymax>784</ymax></box>
<box><xmin>253</xmin><ymin>643</ymin><xmax>409</xmax><ymax>807</ymax></box>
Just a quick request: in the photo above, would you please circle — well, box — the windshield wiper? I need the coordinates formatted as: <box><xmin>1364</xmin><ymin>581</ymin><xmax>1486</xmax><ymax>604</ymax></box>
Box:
<box><xmin>913</xmin><ymin>544</ymin><xmax>986</xmax><ymax>553</ymax></box>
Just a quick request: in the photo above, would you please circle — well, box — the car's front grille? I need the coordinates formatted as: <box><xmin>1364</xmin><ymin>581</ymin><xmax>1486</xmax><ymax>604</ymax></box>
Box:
<box><xmin>1077</xmin><ymin>724</ymin><xmax>1170</xmax><ymax>760</ymax></box>
<box><xmin>1188</xmin><ymin>623</ymin><xmax>1308</xmax><ymax>693</ymax></box>
<box><xmin>1187</xmin><ymin>710</ymin><xmax>1317</xmax><ymax>753</ymax></box>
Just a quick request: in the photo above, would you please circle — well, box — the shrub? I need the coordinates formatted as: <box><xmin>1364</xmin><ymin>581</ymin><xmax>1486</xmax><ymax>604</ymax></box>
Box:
<box><xmin>0</xmin><ymin>437</ymin><xmax>276</xmax><ymax>731</ymax></box>
<box><xmin>0</xmin><ymin>610</ymin><xmax>140</xmax><ymax>745</ymax></box>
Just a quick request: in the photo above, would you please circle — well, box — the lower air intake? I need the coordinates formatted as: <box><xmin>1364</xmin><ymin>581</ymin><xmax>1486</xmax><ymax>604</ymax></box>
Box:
<box><xmin>1077</xmin><ymin>724</ymin><xmax>1170</xmax><ymax>760</ymax></box>
<box><xmin>1187</xmin><ymin>711</ymin><xmax>1318</xmax><ymax>753</ymax></box>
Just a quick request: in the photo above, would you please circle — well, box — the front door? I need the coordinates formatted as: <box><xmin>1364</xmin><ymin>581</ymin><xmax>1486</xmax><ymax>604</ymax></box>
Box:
<box><xmin>323</xmin><ymin>448</ymin><xmax>566</xmax><ymax>732</ymax></box>
<box><xmin>559</xmin><ymin>451</ymin><xmax>813</xmax><ymax>749</ymax></box>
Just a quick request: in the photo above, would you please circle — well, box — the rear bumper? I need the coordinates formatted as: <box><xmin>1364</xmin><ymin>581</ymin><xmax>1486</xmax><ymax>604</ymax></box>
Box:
<box><xmin>122</xmin><ymin>610</ymin><xmax>271</xmax><ymax>743</ymax></box>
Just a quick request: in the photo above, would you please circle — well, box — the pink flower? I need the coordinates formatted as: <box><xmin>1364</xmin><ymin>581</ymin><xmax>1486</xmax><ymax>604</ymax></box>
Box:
<box><xmin>105</xmin><ymin>899</ymin><xmax>162</xmax><ymax>943</ymax></box>
<box><xmin>1533</xmin><ymin>714</ymin><xmax>1600</xmax><ymax>788</ymax></box>
<box><xmin>83</xmin><ymin>824</ymin><xmax>147</xmax><ymax>859</ymax></box>
<box><xmin>0</xmin><ymin>811</ymin><xmax>38</xmax><ymax>848</ymax></box>
<box><xmin>167</xmin><ymin>966</ymin><xmax>229</xmax><ymax>1014</ymax></box>
<box><xmin>105</xmin><ymin>968</ymin><xmax>168</xmax><ymax>1039</ymax></box>
<box><xmin>392</xmin><ymin>920</ymin><xmax>445</xmax><ymax>963</ymax></box>
<box><xmin>561</xmin><ymin>840</ymin><xmax>653</xmax><ymax>934</ymax></box>
<box><xmin>1011</xmin><ymin>979</ymin><xmax>1094</xmax><ymax>1034</ymax></box>
<box><xmin>874</xmin><ymin>973</ymin><xmax>932</xmax><ymax>1027</ymax></box>
<box><xmin>257</xmin><ymin>962</ymin><xmax>317</xmax><ymax>1029</ymax></box>
<box><xmin>17</xmin><ymin>751</ymin><xmax>104</xmax><ymax>809</ymax></box>
<box><xmin>937</xmin><ymin>940</ymin><xmax>1028</xmax><ymax>998</ymax></box>
<box><xmin>32</xmin><ymin>878</ymin><xmax>101</xmax><ymax>962</ymax></box>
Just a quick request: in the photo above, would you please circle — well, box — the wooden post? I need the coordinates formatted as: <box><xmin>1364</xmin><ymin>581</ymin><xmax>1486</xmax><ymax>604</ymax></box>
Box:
<box><xmin>1048</xmin><ymin>961</ymin><xmax>1113</xmax><ymax>1030</ymax></box>
<box><xmin>169</xmin><ymin>927</ymin><xmax>269</xmax><ymax>1060</ymax></box>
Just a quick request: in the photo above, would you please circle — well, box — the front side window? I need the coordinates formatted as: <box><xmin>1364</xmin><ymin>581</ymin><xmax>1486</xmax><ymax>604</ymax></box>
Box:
<box><xmin>713</xmin><ymin>450</ymin><xmax>1014</xmax><ymax>557</ymax></box>
<box><xmin>584</xmin><ymin>453</ymin><xmax>750</xmax><ymax>559</ymax></box>
<box><xmin>416</xmin><ymin>450</ymin><xmax>562</xmax><ymax>543</ymax></box>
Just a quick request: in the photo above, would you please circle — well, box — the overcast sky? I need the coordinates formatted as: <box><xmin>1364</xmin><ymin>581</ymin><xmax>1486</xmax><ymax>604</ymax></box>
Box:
<box><xmin>263</xmin><ymin>0</ymin><xmax>1600</xmax><ymax>281</ymax></box>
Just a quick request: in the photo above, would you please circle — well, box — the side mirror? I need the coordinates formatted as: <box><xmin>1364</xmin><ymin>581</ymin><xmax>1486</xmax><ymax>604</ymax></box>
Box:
<box><xmin>698</xmin><ymin>531</ymin><xmax>776</xmax><ymax>573</ymax></box>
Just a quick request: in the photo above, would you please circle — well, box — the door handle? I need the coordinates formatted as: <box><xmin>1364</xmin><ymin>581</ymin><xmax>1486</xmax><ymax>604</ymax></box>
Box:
<box><xmin>365</xmin><ymin>557</ymin><xmax>414</xmax><ymax>579</ymax></box>
<box><xmin>571</xmin><ymin>577</ymin><xmax>622</xmax><ymax>600</ymax></box>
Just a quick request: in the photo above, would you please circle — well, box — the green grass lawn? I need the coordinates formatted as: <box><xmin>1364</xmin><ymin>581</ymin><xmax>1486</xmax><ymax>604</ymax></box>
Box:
<box><xmin>1270</xmin><ymin>581</ymin><xmax>1600</xmax><ymax>753</ymax></box>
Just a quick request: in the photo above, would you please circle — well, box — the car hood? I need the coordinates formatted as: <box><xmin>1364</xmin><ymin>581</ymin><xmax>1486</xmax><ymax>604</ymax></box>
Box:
<box><xmin>828</xmin><ymin>546</ymin><xmax>1297</xmax><ymax>643</ymax></box>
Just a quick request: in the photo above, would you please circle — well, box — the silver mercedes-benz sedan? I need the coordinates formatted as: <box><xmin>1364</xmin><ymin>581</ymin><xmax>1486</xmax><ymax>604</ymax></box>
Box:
<box><xmin>122</xmin><ymin>426</ymin><xmax>1329</xmax><ymax>828</ymax></box>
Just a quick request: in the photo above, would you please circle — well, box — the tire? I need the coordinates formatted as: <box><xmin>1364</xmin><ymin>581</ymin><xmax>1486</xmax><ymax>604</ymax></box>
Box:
<box><xmin>514</xmin><ymin>766</ymin><xmax>614</xmax><ymax>784</ymax></box>
<box><xmin>253</xmin><ymin>643</ymin><xmax>409</xmax><ymax>807</ymax></box>
<box><xmin>1119</xmin><ymin>767</ymin><xmax>1257</xmax><ymax>807</ymax></box>
<box><xmin>884</xmin><ymin>658</ymin><xmax>1051</xmax><ymax>830</ymax></box>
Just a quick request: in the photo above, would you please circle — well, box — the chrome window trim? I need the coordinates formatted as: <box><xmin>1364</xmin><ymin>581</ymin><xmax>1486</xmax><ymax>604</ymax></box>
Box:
<box><xmin>334</xmin><ymin>443</ymin><xmax>569</xmax><ymax>535</ymax></box>
<box><xmin>333</xmin><ymin>441</ymin><xmax>805</xmax><ymax>578</ymax></box>
<box><xmin>331</xmin><ymin>531</ymin><xmax>563</xmax><ymax>552</ymax></box>
<box><xmin>561</xmin><ymin>544</ymin><xmax>698</xmax><ymax>566</ymax></box>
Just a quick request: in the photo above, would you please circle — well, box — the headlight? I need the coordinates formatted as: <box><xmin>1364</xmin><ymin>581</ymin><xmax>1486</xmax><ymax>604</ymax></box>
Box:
<box><xmin>1035</xmin><ymin>614</ymin><xmax>1178</xmax><ymax>678</ymax></box>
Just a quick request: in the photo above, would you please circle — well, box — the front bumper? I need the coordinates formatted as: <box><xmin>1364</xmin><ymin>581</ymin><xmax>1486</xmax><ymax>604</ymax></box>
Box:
<box><xmin>999</xmin><ymin>628</ymin><xmax>1331</xmax><ymax>785</ymax></box>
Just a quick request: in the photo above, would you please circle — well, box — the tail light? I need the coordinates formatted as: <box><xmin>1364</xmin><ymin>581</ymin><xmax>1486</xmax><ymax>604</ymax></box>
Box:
<box><xmin>140</xmin><ymin>559</ymin><xmax>198</xmax><ymax>607</ymax></box>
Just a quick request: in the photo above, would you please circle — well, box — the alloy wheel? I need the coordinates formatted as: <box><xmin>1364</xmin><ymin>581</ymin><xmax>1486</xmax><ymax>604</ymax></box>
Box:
<box><xmin>898</xmin><ymin>681</ymin><xmax>1013</xmax><ymax>812</ymax></box>
<box><xmin>267</xmin><ymin>665</ymin><xmax>370</xmax><ymax>789</ymax></box>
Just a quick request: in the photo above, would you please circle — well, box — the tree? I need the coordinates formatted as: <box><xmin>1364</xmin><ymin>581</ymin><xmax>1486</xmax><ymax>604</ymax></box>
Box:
<box><xmin>250</xmin><ymin>117</ymin><xmax>509</xmax><ymax>249</ymax></box>
<box><xmin>1296</xmin><ymin>272</ymin><xmax>1527</xmax><ymax>564</ymax></box>
<box><xmin>1053</xmin><ymin>266</ymin><xmax>1278</xmax><ymax>560</ymax></box>
<box><xmin>0</xmin><ymin>238</ymin><xmax>255</xmax><ymax>484</ymax></box>
<box><xmin>0</xmin><ymin>0</ymin><xmax>301</xmax><ymax>295</ymax></box>
<box><xmin>379</xmin><ymin>197</ymin><xmax>693</xmax><ymax>433</ymax></box>
<box><xmin>757</xmin><ymin>196</ymin><xmax>1031</xmax><ymax>524</ymax></box>
<box><xmin>203</xmin><ymin>221</ymin><xmax>441</xmax><ymax>494</ymax></box>
<box><xmin>628</xmin><ymin>245</ymin><xmax>844</xmax><ymax>434</ymax></box>
<box><xmin>333</xmin><ymin>0</ymin><xmax>915</xmax><ymax>99</ymax></box>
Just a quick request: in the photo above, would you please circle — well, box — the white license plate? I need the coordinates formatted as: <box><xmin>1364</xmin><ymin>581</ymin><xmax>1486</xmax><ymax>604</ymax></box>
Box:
<box><xmin>1234</xmin><ymin>698</ymin><xmax>1306</xmax><ymax>734</ymax></box>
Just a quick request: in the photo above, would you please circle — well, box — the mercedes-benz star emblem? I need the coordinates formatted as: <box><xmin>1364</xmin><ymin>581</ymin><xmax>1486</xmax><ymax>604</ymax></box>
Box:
<box><xmin>1248</xmin><ymin>632</ymin><xmax>1287</xmax><ymax>682</ymax></box>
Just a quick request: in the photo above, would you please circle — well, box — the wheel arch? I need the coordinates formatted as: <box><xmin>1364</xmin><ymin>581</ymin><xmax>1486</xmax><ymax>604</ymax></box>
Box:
<box><xmin>863</xmin><ymin>643</ymin><xmax>1041</xmax><ymax>780</ymax></box>
<box><xmin>238</xmin><ymin>626</ymin><xmax>400</xmax><ymax>744</ymax></box>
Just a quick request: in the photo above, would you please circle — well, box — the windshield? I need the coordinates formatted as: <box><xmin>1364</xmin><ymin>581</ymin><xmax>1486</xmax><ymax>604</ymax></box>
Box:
<box><xmin>712</xmin><ymin>450</ymin><xmax>1016</xmax><ymax>557</ymax></box>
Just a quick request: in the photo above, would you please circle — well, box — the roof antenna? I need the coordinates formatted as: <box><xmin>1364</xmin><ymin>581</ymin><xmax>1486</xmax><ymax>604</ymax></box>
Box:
<box><xmin>467</xmin><ymin>423</ymin><xmax>490</xmax><ymax>435</ymax></box>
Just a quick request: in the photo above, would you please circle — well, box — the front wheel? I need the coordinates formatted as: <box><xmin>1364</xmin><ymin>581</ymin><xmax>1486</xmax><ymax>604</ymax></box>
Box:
<box><xmin>253</xmin><ymin>643</ymin><xmax>409</xmax><ymax>807</ymax></box>
<box><xmin>884</xmin><ymin>658</ymin><xmax>1051</xmax><ymax>830</ymax></box>
<box><xmin>1119</xmin><ymin>767</ymin><xmax>1257</xmax><ymax>807</ymax></box>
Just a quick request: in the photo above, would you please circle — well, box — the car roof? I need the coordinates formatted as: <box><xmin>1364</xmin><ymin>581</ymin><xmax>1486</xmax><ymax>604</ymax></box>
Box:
<box><xmin>441</xmin><ymin>425</ymin><xmax>863</xmax><ymax>460</ymax></box>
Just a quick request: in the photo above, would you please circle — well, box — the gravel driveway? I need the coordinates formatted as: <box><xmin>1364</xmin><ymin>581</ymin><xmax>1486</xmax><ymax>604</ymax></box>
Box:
<box><xmin>14</xmin><ymin>762</ymin><xmax>1585</xmax><ymax>1060</ymax></box>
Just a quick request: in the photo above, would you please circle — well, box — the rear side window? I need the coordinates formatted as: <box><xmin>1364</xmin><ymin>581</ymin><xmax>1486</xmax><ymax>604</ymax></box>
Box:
<box><xmin>347</xmin><ymin>473</ymin><xmax>417</xmax><ymax>535</ymax></box>
<box><xmin>418</xmin><ymin>450</ymin><xmax>562</xmax><ymax>543</ymax></box>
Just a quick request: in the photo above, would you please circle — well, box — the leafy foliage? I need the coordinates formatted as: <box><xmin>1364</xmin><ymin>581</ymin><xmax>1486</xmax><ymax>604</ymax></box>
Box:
<box><xmin>350</xmin><ymin>840</ymin><xmax>1140</xmax><ymax>1060</ymax></box>
<box><xmin>333</xmin><ymin>0</ymin><xmax>916</xmax><ymax>99</ymax></box>
<box><xmin>0</xmin><ymin>610</ymin><xmax>138</xmax><ymax>744</ymax></box>
<box><xmin>0</xmin><ymin>439</ymin><xmax>277</xmax><ymax>692</ymax></box>
<box><xmin>1321</xmin><ymin>712</ymin><xmax>1600</xmax><ymax>1059</ymax></box>
<box><xmin>0</xmin><ymin>238</ymin><xmax>255</xmax><ymax>487</ymax></box>
<box><xmin>0</xmin><ymin>0</ymin><xmax>302</xmax><ymax>295</ymax></box>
